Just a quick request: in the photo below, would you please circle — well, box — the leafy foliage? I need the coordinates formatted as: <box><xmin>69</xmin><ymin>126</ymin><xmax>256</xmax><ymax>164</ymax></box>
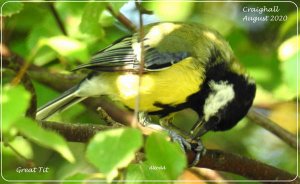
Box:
<box><xmin>1</xmin><ymin>1</ymin><xmax>298</xmax><ymax>183</ymax></box>
<box><xmin>126</xmin><ymin>133</ymin><xmax>187</xmax><ymax>181</ymax></box>
<box><xmin>86</xmin><ymin>128</ymin><xmax>143</xmax><ymax>181</ymax></box>
<box><xmin>1</xmin><ymin>1</ymin><xmax>23</xmax><ymax>17</ymax></box>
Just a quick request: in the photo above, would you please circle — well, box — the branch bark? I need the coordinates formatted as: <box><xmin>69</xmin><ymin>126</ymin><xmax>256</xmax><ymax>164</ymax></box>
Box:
<box><xmin>48</xmin><ymin>2</ymin><xmax>67</xmax><ymax>35</ymax></box>
<box><xmin>38</xmin><ymin>120</ymin><xmax>299</xmax><ymax>182</ymax></box>
<box><xmin>188</xmin><ymin>150</ymin><xmax>299</xmax><ymax>183</ymax></box>
<box><xmin>107</xmin><ymin>4</ymin><xmax>137</xmax><ymax>32</ymax></box>
<box><xmin>247</xmin><ymin>107</ymin><xmax>298</xmax><ymax>150</ymax></box>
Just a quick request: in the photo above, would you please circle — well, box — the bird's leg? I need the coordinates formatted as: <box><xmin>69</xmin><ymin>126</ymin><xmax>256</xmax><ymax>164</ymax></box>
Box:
<box><xmin>138</xmin><ymin>112</ymin><xmax>165</xmax><ymax>131</ymax></box>
<box><xmin>189</xmin><ymin>139</ymin><xmax>206</xmax><ymax>167</ymax></box>
<box><xmin>138</xmin><ymin>112</ymin><xmax>190</xmax><ymax>149</ymax></box>
<box><xmin>97</xmin><ymin>107</ymin><xmax>122</xmax><ymax>126</ymax></box>
<box><xmin>160</xmin><ymin>116</ymin><xmax>206</xmax><ymax>167</ymax></box>
<box><xmin>138</xmin><ymin>112</ymin><xmax>206</xmax><ymax>167</ymax></box>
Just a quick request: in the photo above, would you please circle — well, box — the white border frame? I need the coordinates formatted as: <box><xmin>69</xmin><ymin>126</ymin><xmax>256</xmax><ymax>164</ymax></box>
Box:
<box><xmin>1</xmin><ymin>0</ymin><xmax>298</xmax><ymax>183</ymax></box>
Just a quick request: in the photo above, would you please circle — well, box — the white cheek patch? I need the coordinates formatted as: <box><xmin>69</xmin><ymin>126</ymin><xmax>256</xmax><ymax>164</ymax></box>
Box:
<box><xmin>203</xmin><ymin>80</ymin><xmax>235</xmax><ymax>121</ymax></box>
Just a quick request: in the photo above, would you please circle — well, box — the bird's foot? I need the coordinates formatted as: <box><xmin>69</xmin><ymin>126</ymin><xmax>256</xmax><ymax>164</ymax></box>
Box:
<box><xmin>167</xmin><ymin>129</ymin><xmax>191</xmax><ymax>151</ymax></box>
<box><xmin>138</xmin><ymin>112</ymin><xmax>152</xmax><ymax>127</ymax></box>
<box><xmin>167</xmin><ymin>129</ymin><xmax>206</xmax><ymax>167</ymax></box>
<box><xmin>189</xmin><ymin>139</ymin><xmax>206</xmax><ymax>167</ymax></box>
<box><xmin>138</xmin><ymin>112</ymin><xmax>206</xmax><ymax>167</ymax></box>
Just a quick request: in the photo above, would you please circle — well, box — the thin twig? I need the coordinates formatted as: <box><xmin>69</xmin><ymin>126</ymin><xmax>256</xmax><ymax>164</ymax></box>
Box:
<box><xmin>4</xmin><ymin>57</ymin><xmax>37</xmax><ymax>118</ymax></box>
<box><xmin>131</xmin><ymin>0</ymin><xmax>146</xmax><ymax>128</ymax></box>
<box><xmin>107</xmin><ymin>4</ymin><xmax>137</xmax><ymax>32</ymax></box>
<box><xmin>10</xmin><ymin>61</ymin><xmax>30</xmax><ymax>86</ymax></box>
<box><xmin>48</xmin><ymin>2</ymin><xmax>67</xmax><ymax>36</ymax></box>
<box><xmin>247</xmin><ymin>107</ymin><xmax>298</xmax><ymax>150</ymax></box>
<box><xmin>39</xmin><ymin>120</ymin><xmax>117</xmax><ymax>142</ymax></box>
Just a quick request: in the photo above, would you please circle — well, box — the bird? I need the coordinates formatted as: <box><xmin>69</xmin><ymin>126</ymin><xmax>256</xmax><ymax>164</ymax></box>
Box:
<box><xmin>36</xmin><ymin>22</ymin><xmax>256</xmax><ymax>164</ymax></box>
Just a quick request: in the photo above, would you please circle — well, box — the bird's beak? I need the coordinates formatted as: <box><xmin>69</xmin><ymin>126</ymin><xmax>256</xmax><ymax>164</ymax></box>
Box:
<box><xmin>190</xmin><ymin>119</ymin><xmax>208</xmax><ymax>140</ymax></box>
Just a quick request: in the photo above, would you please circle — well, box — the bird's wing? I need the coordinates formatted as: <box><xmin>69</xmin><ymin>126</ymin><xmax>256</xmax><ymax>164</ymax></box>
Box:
<box><xmin>73</xmin><ymin>35</ymin><xmax>190</xmax><ymax>72</ymax></box>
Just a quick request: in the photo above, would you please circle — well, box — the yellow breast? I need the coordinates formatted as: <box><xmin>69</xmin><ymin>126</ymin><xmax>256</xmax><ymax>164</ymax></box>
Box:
<box><xmin>102</xmin><ymin>57</ymin><xmax>204</xmax><ymax>112</ymax></box>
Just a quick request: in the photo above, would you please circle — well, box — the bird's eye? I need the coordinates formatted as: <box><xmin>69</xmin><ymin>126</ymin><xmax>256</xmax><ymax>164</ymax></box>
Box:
<box><xmin>210</xmin><ymin>115</ymin><xmax>220</xmax><ymax>123</ymax></box>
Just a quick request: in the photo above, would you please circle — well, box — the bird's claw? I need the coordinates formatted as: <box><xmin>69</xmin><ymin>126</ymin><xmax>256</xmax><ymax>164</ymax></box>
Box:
<box><xmin>189</xmin><ymin>139</ymin><xmax>206</xmax><ymax>167</ymax></box>
<box><xmin>167</xmin><ymin>130</ymin><xmax>192</xmax><ymax>151</ymax></box>
<box><xmin>167</xmin><ymin>130</ymin><xmax>206</xmax><ymax>167</ymax></box>
<box><xmin>138</xmin><ymin>112</ymin><xmax>152</xmax><ymax>126</ymax></box>
<box><xmin>138</xmin><ymin>112</ymin><xmax>206</xmax><ymax>167</ymax></box>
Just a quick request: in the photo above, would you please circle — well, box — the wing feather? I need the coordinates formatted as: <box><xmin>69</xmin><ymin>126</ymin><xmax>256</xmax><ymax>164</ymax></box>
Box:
<box><xmin>73</xmin><ymin>34</ymin><xmax>190</xmax><ymax>72</ymax></box>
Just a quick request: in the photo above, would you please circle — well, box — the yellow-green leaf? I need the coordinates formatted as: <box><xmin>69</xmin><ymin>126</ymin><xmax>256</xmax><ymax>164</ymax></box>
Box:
<box><xmin>14</xmin><ymin>117</ymin><xmax>75</xmax><ymax>163</ymax></box>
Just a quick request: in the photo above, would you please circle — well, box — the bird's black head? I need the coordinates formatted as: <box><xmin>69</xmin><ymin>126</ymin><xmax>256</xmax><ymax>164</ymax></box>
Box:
<box><xmin>191</xmin><ymin>72</ymin><xmax>256</xmax><ymax>138</ymax></box>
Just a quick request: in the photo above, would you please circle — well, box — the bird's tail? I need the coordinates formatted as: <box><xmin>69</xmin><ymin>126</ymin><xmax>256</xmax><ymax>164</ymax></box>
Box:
<box><xmin>36</xmin><ymin>86</ymin><xmax>87</xmax><ymax>120</ymax></box>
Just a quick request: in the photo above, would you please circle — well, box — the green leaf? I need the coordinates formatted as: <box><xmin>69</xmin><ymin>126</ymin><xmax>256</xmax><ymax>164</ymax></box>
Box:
<box><xmin>279</xmin><ymin>11</ymin><xmax>298</xmax><ymax>40</ymax></box>
<box><xmin>14</xmin><ymin>117</ymin><xmax>75</xmax><ymax>163</ymax></box>
<box><xmin>145</xmin><ymin>133</ymin><xmax>186</xmax><ymax>180</ymax></box>
<box><xmin>63</xmin><ymin>173</ymin><xmax>90</xmax><ymax>183</ymax></box>
<box><xmin>86</xmin><ymin>128</ymin><xmax>143</xmax><ymax>181</ymax></box>
<box><xmin>126</xmin><ymin>162</ymin><xmax>171</xmax><ymax>183</ymax></box>
<box><xmin>278</xmin><ymin>35</ymin><xmax>299</xmax><ymax>97</ymax></box>
<box><xmin>39</xmin><ymin>36</ymin><xmax>89</xmax><ymax>62</ymax></box>
<box><xmin>126</xmin><ymin>133</ymin><xmax>186</xmax><ymax>181</ymax></box>
<box><xmin>1</xmin><ymin>85</ymin><xmax>30</xmax><ymax>133</ymax></box>
<box><xmin>1</xmin><ymin>1</ymin><xmax>23</xmax><ymax>17</ymax></box>
<box><xmin>147</xmin><ymin>1</ymin><xmax>193</xmax><ymax>21</ymax></box>
<box><xmin>80</xmin><ymin>2</ymin><xmax>106</xmax><ymax>37</ymax></box>
<box><xmin>281</xmin><ymin>55</ymin><xmax>298</xmax><ymax>96</ymax></box>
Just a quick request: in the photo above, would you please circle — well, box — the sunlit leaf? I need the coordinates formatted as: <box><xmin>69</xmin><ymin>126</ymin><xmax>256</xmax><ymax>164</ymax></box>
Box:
<box><xmin>126</xmin><ymin>133</ymin><xmax>187</xmax><ymax>181</ymax></box>
<box><xmin>39</xmin><ymin>36</ymin><xmax>89</xmax><ymax>62</ymax></box>
<box><xmin>278</xmin><ymin>36</ymin><xmax>299</xmax><ymax>97</ymax></box>
<box><xmin>1</xmin><ymin>85</ymin><xmax>30</xmax><ymax>133</ymax></box>
<box><xmin>134</xmin><ymin>133</ymin><xmax>187</xmax><ymax>180</ymax></box>
<box><xmin>146</xmin><ymin>1</ymin><xmax>193</xmax><ymax>21</ymax></box>
<box><xmin>86</xmin><ymin>128</ymin><xmax>143</xmax><ymax>182</ymax></box>
<box><xmin>80</xmin><ymin>2</ymin><xmax>106</xmax><ymax>37</ymax></box>
<box><xmin>278</xmin><ymin>36</ymin><xmax>298</xmax><ymax>62</ymax></box>
<box><xmin>1</xmin><ymin>1</ymin><xmax>23</xmax><ymax>17</ymax></box>
<box><xmin>14</xmin><ymin>117</ymin><xmax>75</xmax><ymax>163</ymax></box>
<box><xmin>281</xmin><ymin>55</ymin><xmax>298</xmax><ymax>96</ymax></box>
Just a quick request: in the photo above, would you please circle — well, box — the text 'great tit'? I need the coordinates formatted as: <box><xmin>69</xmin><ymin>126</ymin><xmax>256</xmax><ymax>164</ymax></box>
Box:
<box><xmin>36</xmin><ymin>22</ymin><xmax>256</xmax><ymax>156</ymax></box>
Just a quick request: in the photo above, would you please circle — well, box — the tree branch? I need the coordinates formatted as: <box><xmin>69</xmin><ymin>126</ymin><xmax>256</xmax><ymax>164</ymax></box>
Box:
<box><xmin>38</xmin><ymin>120</ymin><xmax>299</xmax><ymax>182</ymax></box>
<box><xmin>39</xmin><ymin>120</ymin><xmax>117</xmax><ymax>142</ymax></box>
<box><xmin>107</xmin><ymin>4</ymin><xmax>137</xmax><ymax>32</ymax></box>
<box><xmin>247</xmin><ymin>107</ymin><xmax>298</xmax><ymax>150</ymax></box>
<box><xmin>188</xmin><ymin>150</ymin><xmax>299</xmax><ymax>183</ymax></box>
<box><xmin>48</xmin><ymin>2</ymin><xmax>67</xmax><ymax>36</ymax></box>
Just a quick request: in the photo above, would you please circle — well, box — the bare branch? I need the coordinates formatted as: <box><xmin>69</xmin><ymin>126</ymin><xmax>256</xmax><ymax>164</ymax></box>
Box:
<box><xmin>48</xmin><ymin>2</ymin><xmax>67</xmax><ymax>36</ymax></box>
<box><xmin>107</xmin><ymin>4</ymin><xmax>137</xmax><ymax>32</ymax></box>
<box><xmin>39</xmin><ymin>120</ymin><xmax>118</xmax><ymax>142</ymax></box>
<box><xmin>247</xmin><ymin>107</ymin><xmax>298</xmax><ymax>150</ymax></box>
<box><xmin>188</xmin><ymin>150</ymin><xmax>299</xmax><ymax>183</ymax></box>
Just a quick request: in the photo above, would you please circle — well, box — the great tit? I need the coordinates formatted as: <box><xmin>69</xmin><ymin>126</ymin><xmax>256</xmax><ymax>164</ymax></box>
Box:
<box><xmin>36</xmin><ymin>22</ymin><xmax>256</xmax><ymax>153</ymax></box>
